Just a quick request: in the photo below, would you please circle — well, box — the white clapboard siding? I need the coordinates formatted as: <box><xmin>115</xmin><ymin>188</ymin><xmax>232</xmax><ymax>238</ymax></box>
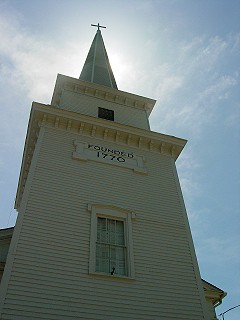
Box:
<box><xmin>58</xmin><ymin>90</ymin><xmax>150</xmax><ymax>130</ymax></box>
<box><xmin>1</xmin><ymin>126</ymin><xmax>206</xmax><ymax>319</ymax></box>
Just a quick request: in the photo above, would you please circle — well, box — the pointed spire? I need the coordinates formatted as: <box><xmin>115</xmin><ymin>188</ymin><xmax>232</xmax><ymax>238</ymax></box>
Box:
<box><xmin>79</xmin><ymin>24</ymin><xmax>118</xmax><ymax>89</ymax></box>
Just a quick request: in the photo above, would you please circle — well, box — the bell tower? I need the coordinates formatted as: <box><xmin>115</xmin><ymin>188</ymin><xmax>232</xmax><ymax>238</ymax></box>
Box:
<box><xmin>0</xmin><ymin>25</ymin><xmax>208</xmax><ymax>319</ymax></box>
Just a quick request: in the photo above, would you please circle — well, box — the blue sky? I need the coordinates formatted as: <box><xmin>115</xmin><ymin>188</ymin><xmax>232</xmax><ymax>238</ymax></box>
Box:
<box><xmin>0</xmin><ymin>0</ymin><xmax>239</xmax><ymax>318</ymax></box>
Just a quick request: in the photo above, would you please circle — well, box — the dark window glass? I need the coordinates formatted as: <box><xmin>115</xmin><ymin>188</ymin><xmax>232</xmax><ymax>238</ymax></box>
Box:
<box><xmin>96</xmin><ymin>217</ymin><xmax>126</xmax><ymax>275</ymax></box>
<box><xmin>98</xmin><ymin>107</ymin><xmax>114</xmax><ymax>121</ymax></box>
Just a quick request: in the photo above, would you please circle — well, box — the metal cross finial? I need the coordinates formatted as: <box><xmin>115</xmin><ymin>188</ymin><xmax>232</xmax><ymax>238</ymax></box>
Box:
<box><xmin>91</xmin><ymin>23</ymin><xmax>106</xmax><ymax>31</ymax></box>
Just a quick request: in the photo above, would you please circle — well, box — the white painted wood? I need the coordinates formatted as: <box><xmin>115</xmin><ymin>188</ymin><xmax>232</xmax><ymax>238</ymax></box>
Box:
<box><xmin>0</xmin><ymin>127</ymin><xmax>46</xmax><ymax>317</ymax></box>
<box><xmin>59</xmin><ymin>90</ymin><xmax>150</xmax><ymax>130</ymax></box>
<box><xmin>0</xmin><ymin>122</ymin><xmax>208</xmax><ymax>319</ymax></box>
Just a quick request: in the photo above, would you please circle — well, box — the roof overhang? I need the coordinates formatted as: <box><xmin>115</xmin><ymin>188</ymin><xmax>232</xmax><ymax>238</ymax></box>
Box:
<box><xmin>202</xmin><ymin>279</ymin><xmax>227</xmax><ymax>307</ymax></box>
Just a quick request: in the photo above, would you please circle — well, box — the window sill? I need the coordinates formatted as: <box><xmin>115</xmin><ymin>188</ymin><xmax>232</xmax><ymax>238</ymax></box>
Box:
<box><xmin>89</xmin><ymin>272</ymin><xmax>135</xmax><ymax>281</ymax></box>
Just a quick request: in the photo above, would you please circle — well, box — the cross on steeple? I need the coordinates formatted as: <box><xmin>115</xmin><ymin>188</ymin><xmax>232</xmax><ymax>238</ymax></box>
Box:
<box><xmin>80</xmin><ymin>23</ymin><xmax>117</xmax><ymax>89</ymax></box>
<box><xmin>91</xmin><ymin>23</ymin><xmax>106</xmax><ymax>31</ymax></box>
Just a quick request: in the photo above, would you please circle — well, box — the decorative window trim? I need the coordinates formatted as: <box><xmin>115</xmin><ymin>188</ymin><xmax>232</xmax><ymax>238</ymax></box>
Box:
<box><xmin>88</xmin><ymin>204</ymin><xmax>135</xmax><ymax>279</ymax></box>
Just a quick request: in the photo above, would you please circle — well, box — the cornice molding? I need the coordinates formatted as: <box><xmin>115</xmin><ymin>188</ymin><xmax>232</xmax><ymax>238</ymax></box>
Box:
<box><xmin>202</xmin><ymin>279</ymin><xmax>227</xmax><ymax>306</ymax></box>
<box><xmin>15</xmin><ymin>102</ymin><xmax>186</xmax><ymax>210</ymax></box>
<box><xmin>51</xmin><ymin>74</ymin><xmax>156</xmax><ymax>115</ymax></box>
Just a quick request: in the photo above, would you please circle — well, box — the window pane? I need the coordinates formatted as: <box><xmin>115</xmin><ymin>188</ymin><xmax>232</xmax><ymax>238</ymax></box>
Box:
<box><xmin>110</xmin><ymin>246</ymin><xmax>126</xmax><ymax>276</ymax></box>
<box><xmin>98</xmin><ymin>107</ymin><xmax>114</xmax><ymax>121</ymax></box>
<box><xmin>97</xmin><ymin>217</ymin><xmax>107</xmax><ymax>243</ymax></box>
<box><xmin>96</xmin><ymin>217</ymin><xmax>126</xmax><ymax>275</ymax></box>
<box><xmin>116</xmin><ymin>220</ymin><xmax>124</xmax><ymax>245</ymax></box>
<box><xmin>96</xmin><ymin>244</ymin><xmax>109</xmax><ymax>273</ymax></box>
<box><xmin>108</xmin><ymin>219</ymin><xmax>116</xmax><ymax>244</ymax></box>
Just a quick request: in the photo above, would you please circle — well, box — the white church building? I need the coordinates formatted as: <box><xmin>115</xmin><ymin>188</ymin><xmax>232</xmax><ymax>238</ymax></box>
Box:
<box><xmin>0</xmin><ymin>24</ymin><xmax>226</xmax><ymax>319</ymax></box>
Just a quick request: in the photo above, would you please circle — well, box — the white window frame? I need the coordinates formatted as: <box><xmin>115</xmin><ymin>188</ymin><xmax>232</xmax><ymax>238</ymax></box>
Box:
<box><xmin>88</xmin><ymin>204</ymin><xmax>135</xmax><ymax>279</ymax></box>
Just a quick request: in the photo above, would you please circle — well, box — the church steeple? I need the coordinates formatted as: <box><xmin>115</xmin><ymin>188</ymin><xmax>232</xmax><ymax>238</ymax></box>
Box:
<box><xmin>0</xmin><ymin>22</ymin><xmax>214</xmax><ymax>320</ymax></box>
<box><xmin>79</xmin><ymin>23</ymin><xmax>118</xmax><ymax>89</ymax></box>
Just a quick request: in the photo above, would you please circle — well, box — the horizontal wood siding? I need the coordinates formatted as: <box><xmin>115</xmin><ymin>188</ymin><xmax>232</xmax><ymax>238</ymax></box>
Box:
<box><xmin>59</xmin><ymin>90</ymin><xmax>149</xmax><ymax>130</ymax></box>
<box><xmin>1</xmin><ymin>127</ymin><xmax>206</xmax><ymax>319</ymax></box>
